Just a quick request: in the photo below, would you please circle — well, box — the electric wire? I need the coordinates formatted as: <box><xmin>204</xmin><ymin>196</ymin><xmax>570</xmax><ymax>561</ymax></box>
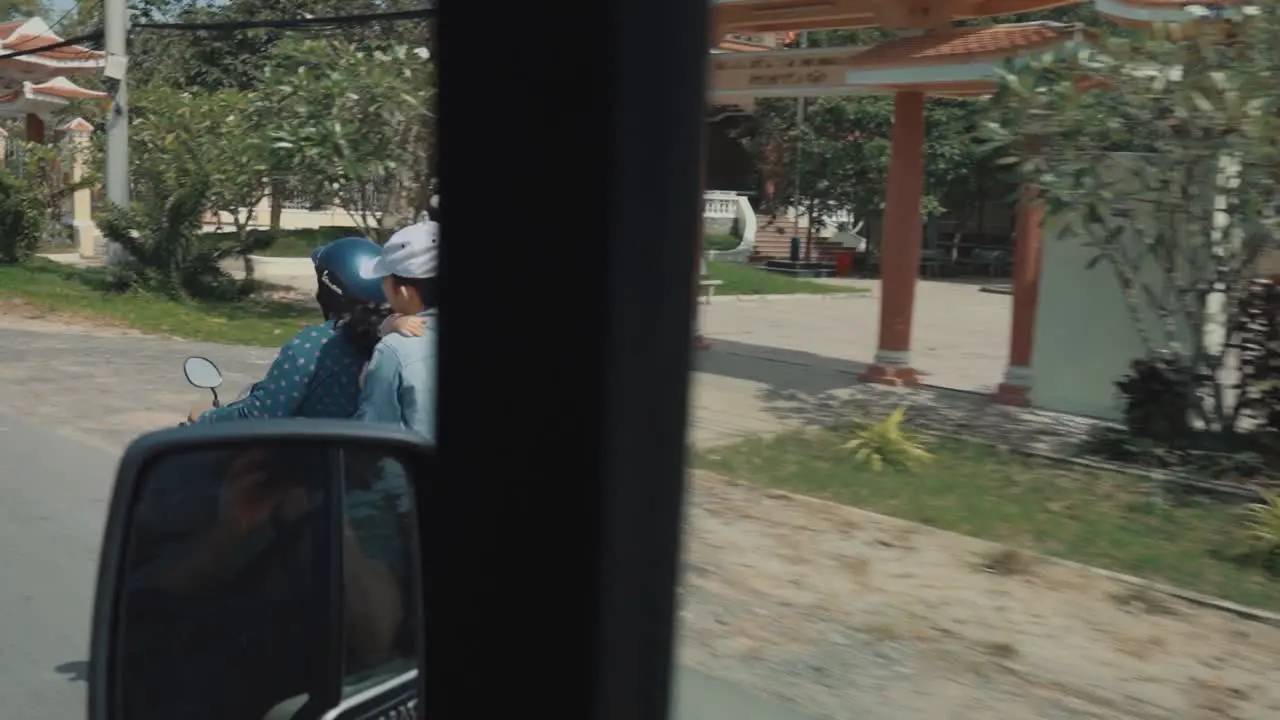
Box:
<box><xmin>0</xmin><ymin>6</ymin><xmax>435</xmax><ymax>63</ymax></box>
<box><xmin>132</xmin><ymin>7</ymin><xmax>434</xmax><ymax>32</ymax></box>
<box><xmin>47</xmin><ymin>0</ymin><xmax>86</xmax><ymax>34</ymax></box>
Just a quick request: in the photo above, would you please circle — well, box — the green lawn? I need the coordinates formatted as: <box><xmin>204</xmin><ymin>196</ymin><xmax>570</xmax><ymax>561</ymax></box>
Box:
<box><xmin>0</xmin><ymin>258</ymin><xmax>312</xmax><ymax>346</ymax></box>
<box><xmin>704</xmin><ymin>233</ymin><xmax>741</xmax><ymax>252</ymax></box>
<box><xmin>697</xmin><ymin>427</ymin><xmax>1280</xmax><ymax>611</ymax></box>
<box><xmin>706</xmin><ymin>261</ymin><xmax>866</xmax><ymax>296</ymax></box>
<box><xmin>0</xmin><ymin>255</ymin><xmax>862</xmax><ymax>346</ymax></box>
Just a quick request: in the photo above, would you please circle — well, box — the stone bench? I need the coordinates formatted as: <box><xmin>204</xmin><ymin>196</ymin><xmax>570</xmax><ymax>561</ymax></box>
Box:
<box><xmin>698</xmin><ymin>278</ymin><xmax>724</xmax><ymax>304</ymax></box>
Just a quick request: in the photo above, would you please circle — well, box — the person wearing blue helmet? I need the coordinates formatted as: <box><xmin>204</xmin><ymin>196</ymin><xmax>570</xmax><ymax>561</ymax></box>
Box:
<box><xmin>187</xmin><ymin>236</ymin><xmax>422</xmax><ymax>424</ymax></box>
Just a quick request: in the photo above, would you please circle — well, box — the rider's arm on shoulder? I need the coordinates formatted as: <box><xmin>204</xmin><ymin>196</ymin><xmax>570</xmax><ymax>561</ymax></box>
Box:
<box><xmin>194</xmin><ymin>333</ymin><xmax>316</xmax><ymax>423</ymax></box>
<box><xmin>354</xmin><ymin>341</ymin><xmax>404</xmax><ymax>425</ymax></box>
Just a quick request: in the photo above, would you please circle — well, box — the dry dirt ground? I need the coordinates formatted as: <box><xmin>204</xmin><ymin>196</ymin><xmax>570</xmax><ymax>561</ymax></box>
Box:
<box><xmin>679</xmin><ymin>471</ymin><xmax>1280</xmax><ymax>720</ymax></box>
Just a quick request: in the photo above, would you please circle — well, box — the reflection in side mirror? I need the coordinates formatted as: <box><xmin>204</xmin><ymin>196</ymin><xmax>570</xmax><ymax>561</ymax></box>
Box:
<box><xmin>183</xmin><ymin>357</ymin><xmax>224</xmax><ymax>390</ymax></box>
<box><xmin>90</xmin><ymin>421</ymin><xmax>430</xmax><ymax>720</ymax></box>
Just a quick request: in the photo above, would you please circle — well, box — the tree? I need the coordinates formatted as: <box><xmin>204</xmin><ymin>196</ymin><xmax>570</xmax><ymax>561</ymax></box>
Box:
<box><xmin>0</xmin><ymin>0</ymin><xmax>47</xmax><ymax>21</ymax></box>
<box><xmin>743</xmin><ymin>29</ymin><xmax>1002</xmax><ymax>251</ymax></box>
<box><xmin>984</xmin><ymin>9</ymin><xmax>1280</xmax><ymax>432</ymax></box>
<box><xmin>261</xmin><ymin>36</ymin><xmax>434</xmax><ymax>241</ymax></box>
<box><xmin>0</xmin><ymin>139</ymin><xmax>94</xmax><ymax>263</ymax></box>
<box><xmin>189</xmin><ymin>89</ymin><xmax>277</xmax><ymax>278</ymax></box>
<box><xmin>747</xmin><ymin>96</ymin><xmax>890</xmax><ymax>234</ymax></box>
<box><xmin>126</xmin><ymin>0</ymin><xmax>431</xmax><ymax>92</ymax></box>
<box><xmin>104</xmin><ymin>85</ymin><xmax>278</xmax><ymax>296</ymax></box>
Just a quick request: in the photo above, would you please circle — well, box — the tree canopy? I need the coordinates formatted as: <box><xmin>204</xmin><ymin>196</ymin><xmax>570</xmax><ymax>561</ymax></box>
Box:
<box><xmin>983</xmin><ymin>7</ymin><xmax>1280</xmax><ymax>430</ymax></box>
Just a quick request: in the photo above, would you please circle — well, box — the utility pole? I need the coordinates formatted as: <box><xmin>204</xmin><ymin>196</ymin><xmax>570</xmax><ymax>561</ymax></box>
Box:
<box><xmin>794</xmin><ymin>30</ymin><xmax>808</xmax><ymax>262</ymax></box>
<box><xmin>103</xmin><ymin>0</ymin><xmax>129</xmax><ymax>262</ymax></box>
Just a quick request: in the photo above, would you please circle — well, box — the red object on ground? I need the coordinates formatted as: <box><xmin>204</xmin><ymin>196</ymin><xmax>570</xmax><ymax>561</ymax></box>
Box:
<box><xmin>834</xmin><ymin>249</ymin><xmax>855</xmax><ymax>277</ymax></box>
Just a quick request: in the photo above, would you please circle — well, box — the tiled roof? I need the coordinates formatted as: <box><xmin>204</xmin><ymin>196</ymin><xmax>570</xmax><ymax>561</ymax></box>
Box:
<box><xmin>714</xmin><ymin>0</ymin><xmax>1081</xmax><ymax>34</ymax></box>
<box><xmin>58</xmin><ymin>117</ymin><xmax>94</xmax><ymax>133</ymax></box>
<box><xmin>2</xmin><ymin>33</ymin><xmax>105</xmax><ymax>61</ymax></box>
<box><xmin>0</xmin><ymin>18</ymin><xmax>105</xmax><ymax>63</ymax></box>
<box><xmin>0</xmin><ymin>77</ymin><xmax>108</xmax><ymax>104</ymax></box>
<box><xmin>1110</xmin><ymin>0</ymin><xmax>1247</xmax><ymax>5</ymax></box>
<box><xmin>846</xmin><ymin>22</ymin><xmax>1081</xmax><ymax>70</ymax></box>
<box><xmin>0</xmin><ymin>20</ymin><xmax>25</xmax><ymax>40</ymax></box>
<box><xmin>717</xmin><ymin>37</ymin><xmax>773</xmax><ymax>52</ymax></box>
<box><xmin>32</xmin><ymin>77</ymin><xmax>108</xmax><ymax>99</ymax></box>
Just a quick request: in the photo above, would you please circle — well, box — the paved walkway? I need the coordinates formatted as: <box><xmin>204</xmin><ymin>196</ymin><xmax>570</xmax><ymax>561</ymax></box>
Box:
<box><xmin>701</xmin><ymin>280</ymin><xmax>1012</xmax><ymax>393</ymax></box>
<box><xmin>690</xmin><ymin>282</ymin><xmax>1106</xmax><ymax>454</ymax></box>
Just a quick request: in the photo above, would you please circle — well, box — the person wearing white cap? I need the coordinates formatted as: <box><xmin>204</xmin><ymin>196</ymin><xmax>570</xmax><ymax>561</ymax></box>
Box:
<box><xmin>354</xmin><ymin>219</ymin><xmax>441</xmax><ymax>441</ymax></box>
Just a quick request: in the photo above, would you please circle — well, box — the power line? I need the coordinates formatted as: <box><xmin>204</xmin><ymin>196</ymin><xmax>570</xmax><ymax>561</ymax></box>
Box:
<box><xmin>0</xmin><ymin>6</ymin><xmax>435</xmax><ymax>63</ymax></box>
<box><xmin>0</xmin><ymin>31</ymin><xmax>103</xmax><ymax>62</ymax></box>
<box><xmin>132</xmin><ymin>7</ymin><xmax>434</xmax><ymax>32</ymax></box>
<box><xmin>47</xmin><ymin>0</ymin><xmax>87</xmax><ymax>34</ymax></box>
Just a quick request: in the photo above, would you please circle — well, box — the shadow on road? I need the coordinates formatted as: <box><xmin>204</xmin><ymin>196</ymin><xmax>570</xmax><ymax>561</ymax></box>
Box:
<box><xmin>54</xmin><ymin>661</ymin><xmax>88</xmax><ymax>683</ymax></box>
<box><xmin>695</xmin><ymin>339</ymin><xmax>867</xmax><ymax>395</ymax></box>
<box><xmin>694</xmin><ymin>338</ymin><xmax>1103</xmax><ymax>455</ymax></box>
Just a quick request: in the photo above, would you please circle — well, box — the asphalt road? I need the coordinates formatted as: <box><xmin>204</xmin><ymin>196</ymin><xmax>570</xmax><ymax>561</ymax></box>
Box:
<box><xmin>0</xmin><ymin>411</ymin><xmax>112</xmax><ymax>719</ymax></box>
<box><xmin>0</xmin><ymin>319</ymin><xmax>821</xmax><ymax>720</ymax></box>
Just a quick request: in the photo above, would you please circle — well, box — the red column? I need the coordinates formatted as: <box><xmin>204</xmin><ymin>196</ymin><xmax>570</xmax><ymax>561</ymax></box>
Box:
<box><xmin>25</xmin><ymin>113</ymin><xmax>44</xmax><ymax>144</ymax></box>
<box><xmin>993</xmin><ymin>184</ymin><xmax>1045</xmax><ymax>406</ymax></box>
<box><xmin>860</xmin><ymin>90</ymin><xmax>925</xmax><ymax>386</ymax></box>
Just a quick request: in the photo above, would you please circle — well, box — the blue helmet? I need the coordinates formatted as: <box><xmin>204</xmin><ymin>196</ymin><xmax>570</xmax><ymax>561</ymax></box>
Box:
<box><xmin>311</xmin><ymin>237</ymin><xmax>387</xmax><ymax>307</ymax></box>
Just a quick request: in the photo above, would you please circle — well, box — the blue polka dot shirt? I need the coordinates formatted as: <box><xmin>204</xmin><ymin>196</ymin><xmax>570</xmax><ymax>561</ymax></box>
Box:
<box><xmin>195</xmin><ymin>321</ymin><xmax>364</xmax><ymax>423</ymax></box>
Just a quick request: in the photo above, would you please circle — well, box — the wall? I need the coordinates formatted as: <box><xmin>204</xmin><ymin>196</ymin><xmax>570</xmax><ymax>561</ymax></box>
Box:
<box><xmin>1030</xmin><ymin>153</ymin><xmax>1208</xmax><ymax>421</ymax></box>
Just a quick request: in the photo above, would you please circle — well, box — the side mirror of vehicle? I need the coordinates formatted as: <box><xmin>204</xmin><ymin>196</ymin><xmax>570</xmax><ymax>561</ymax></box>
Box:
<box><xmin>89</xmin><ymin>420</ymin><xmax>430</xmax><ymax>720</ymax></box>
<box><xmin>183</xmin><ymin>356</ymin><xmax>224</xmax><ymax>407</ymax></box>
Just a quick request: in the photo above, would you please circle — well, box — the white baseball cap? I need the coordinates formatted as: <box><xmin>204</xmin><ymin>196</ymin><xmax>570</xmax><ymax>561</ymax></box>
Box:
<box><xmin>371</xmin><ymin>219</ymin><xmax>440</xmax><ymax>279</ymax></box>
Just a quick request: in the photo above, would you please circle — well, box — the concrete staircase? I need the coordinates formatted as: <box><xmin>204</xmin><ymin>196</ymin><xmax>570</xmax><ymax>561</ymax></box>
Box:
<box><xmin>749</xmin><ymin>214</ymin><xmax>843</xmax><ymax>262</ymax></box>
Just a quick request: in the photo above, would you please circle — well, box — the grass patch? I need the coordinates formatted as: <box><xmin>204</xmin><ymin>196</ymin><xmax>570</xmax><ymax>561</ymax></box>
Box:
<box><xmin>0</xmin><ymin>258</ymin><xmax>312</xmax><ymax>346</ymax></box>
<box><xmin>697</xmin><ymin>428</ymin><xmax>1280</xmax><ymax>611</ymax></box>
<box><xmin>706</xmin><ymin>261</ymin><xmax>866</xmax><ymax>296</ymax></box>
<box><xmin>704</xmin><ymin>233</ymin><xmax>741</xmax><ymax>252</ymax></box>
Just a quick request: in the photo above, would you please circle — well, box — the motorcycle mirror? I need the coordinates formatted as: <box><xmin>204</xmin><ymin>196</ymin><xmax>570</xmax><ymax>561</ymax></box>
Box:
<box><xmin>89</xmin><ymin>421</ymin><xmax>432</xmax><ymax>720</ymax></box>
<box><xmin>182</xmin><ymin>356</ymin><xmax>223</xmax><ymax>390</ymax></box>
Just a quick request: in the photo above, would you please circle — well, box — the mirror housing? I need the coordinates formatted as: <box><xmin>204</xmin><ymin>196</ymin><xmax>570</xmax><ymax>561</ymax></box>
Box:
<box><xmin>183</xmin><ymin>357</ymin><xmax>224</xmax><ymax>390</ymax></box>
<box><xmin>89</xmin><ymin>420</ymin><xmax>432</xmax><ymax>720</ymax></box>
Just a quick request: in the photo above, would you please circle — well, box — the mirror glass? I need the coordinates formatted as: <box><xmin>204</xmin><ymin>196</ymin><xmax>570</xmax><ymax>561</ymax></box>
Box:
<box><xmin>183</xmin><ymin>357</ymin><xmax>224</xmax><ymax>390</ymax></box>
<box><xmin>108</xmin><ymin>440</ymin><xmax>421</xmax><ymax>720</ymax></box>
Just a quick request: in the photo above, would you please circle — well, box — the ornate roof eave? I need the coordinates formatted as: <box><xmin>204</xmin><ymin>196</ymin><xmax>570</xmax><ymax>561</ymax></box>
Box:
<box><xmin>0</xmin><ymin>77</ymin><xmax>109</xmax><ymax>115</ymax></box>
<box><xmin>1095</xmin><ymin>0</ymin><xmax>1255</xmax><ymax>27</ymax></box>
<box><xmin>0</xmin><ymin>17</ymin><xmax>105</xmax><ymax>71</ymax></box>
<box><xmin>58</xmin><ymin>116</ymin><xmax>94</xmax><ymax>133</ymax></box>
<box><xmin>710</xmin><ymin>22</ymin><xmax>1086</xmax><ymax>101</ymax></box>
<box><xmin>712</xmin><ymin>0</ymin><xmax>1085</xmax><ymax>35</ymax></box>
<box><xmin>714</xmin><ymin>36</ymin><xmax>775</xmax><ymax>53</ymax></box>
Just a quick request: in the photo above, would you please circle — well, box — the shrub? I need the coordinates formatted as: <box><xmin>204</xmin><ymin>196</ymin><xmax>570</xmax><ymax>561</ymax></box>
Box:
<box><xmin>703</xmin><ymin>233</ymin><xmax>741</xmax><ymax>252</ymax></box>
<box><xmin>0</xmin><ymin>169</ymin><xmax>46</xmax><ymax>264</ymax></box>
<box><xmin>842</xmin><ymin>406</ymin><xmax>933</xmax><ymax>471</ymax></box>
<box><xmin>1115</xmin><ymin>357</ymin><xmax>1196</xmax><ymax>442</ymax></box>
<box><xmin>1235</xmin><ymin>280</ymin><xmax>1280</xmax><ymax>431</ymax></box>
<box><xmin>99</xmin><ymin>175</ymin><xmax>241</xmax><ymax>300</ymax></box>
<box><xmin>1243</xmin><ymin>491</ymin><xmax>1280</xmax><ymax>557</ymax></box>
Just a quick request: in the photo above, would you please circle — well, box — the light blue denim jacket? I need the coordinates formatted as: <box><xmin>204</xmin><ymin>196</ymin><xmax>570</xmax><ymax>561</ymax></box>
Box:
<box><xmin>354</xmin><ymin>311</ymin><xmax>438</xmax><ymax>442</ymax></box>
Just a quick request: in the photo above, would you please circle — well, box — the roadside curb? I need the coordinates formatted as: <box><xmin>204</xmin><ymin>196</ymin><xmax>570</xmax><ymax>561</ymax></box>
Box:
<box><xmin>693</xmin><ymin>470</ymin><xmax>1280</xmax><ymax>629</ymax></box>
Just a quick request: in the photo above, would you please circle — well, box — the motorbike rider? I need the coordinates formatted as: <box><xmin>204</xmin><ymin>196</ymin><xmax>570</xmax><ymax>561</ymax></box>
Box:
<box><xmin>169</xmin><ymin>237</ymin><xmax>414</xmax><ymax>683</ymax></box>
<box><xmin>187</xmin><ymin>237</ymin><xmax>423</xmax><ymax>424</ymax></box>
